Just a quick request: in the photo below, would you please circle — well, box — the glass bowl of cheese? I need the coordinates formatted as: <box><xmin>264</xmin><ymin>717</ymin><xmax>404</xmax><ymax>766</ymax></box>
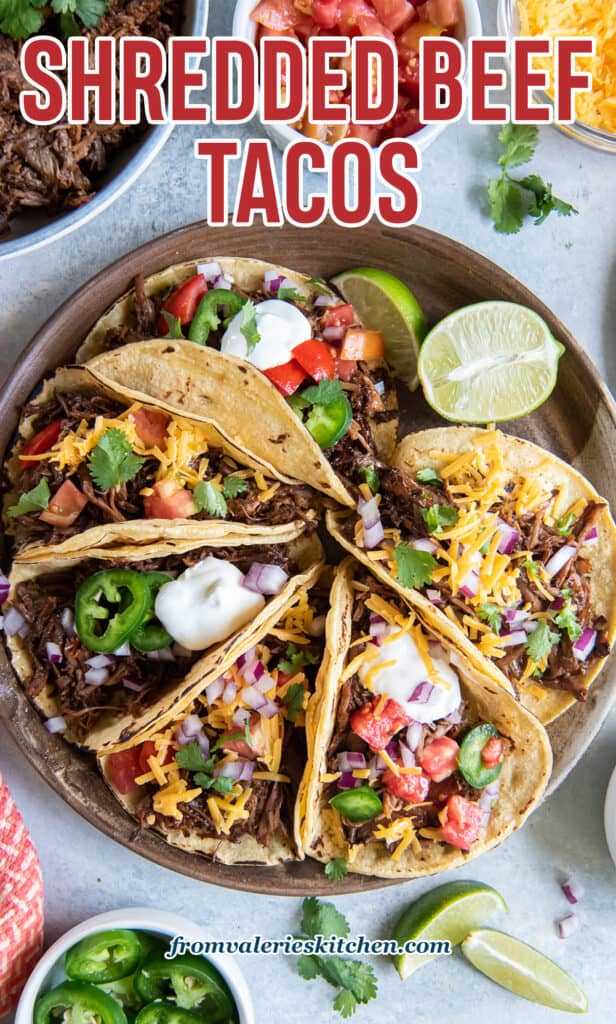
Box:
<box><xmin>498</xmin><ymin>0</ymin><xmax>616</xmax><ymax>153</ymax></box>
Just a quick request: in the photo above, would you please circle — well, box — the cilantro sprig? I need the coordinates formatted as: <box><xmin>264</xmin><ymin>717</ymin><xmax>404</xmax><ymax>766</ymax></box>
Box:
<box><xmin>282</xmin><ymin>683</ymin><xmax>306</xmax><ymax>723</ymax></box>
<box><xmin>278</xmin><ymin>287</ymin><xmax>307</xmax><ymax>304</ymax></box>
<box><xmin>422</xmin><ymin>504</ymin><xmax>459</xmax><ymax>535</ymax></box>
<box><xmin>526</xmin><ymin>619</ymin><xmax>561</xmax><ymax>664</ymax></box>
<box><xmin>0</xmin><ymin>0</ymin><xmax>109</xmax><ymax>39</ymax></box>
<box><xmin>324</xmin><ymin>859</ymin><xmax>349</xmax><ymax>882</ymax></box>
<box><xmin>394</xmin><ymin>542</ymin><xmax>437</xmax><ymax>589</ymax></box>
<box><xmin>488</xmin><ymin>125</ymin><xmax>577</xmax><ymax>235</ymax></box>
<box><xmin>416</xmin><ymin>467</ymin><xmax>443</xmax><ymax>487</ymax></box>
<box><xmin>193</xmin><ymin>481</ymin><xmax>228</xmax><ymax>519</ymax></box>
<box><xmin>88</xmin><ymin>429</ymin><xmax>145</xmax><ymax>491</ymax></box>
<box><xmin>553</xmin><ymin>588</ymin><xmax>582</xmax><ymax>642</ymax></box>
<box><xmin>240</xmin><ymin>301</ymin><xmax>261</xmax><ymax>354</ymax></box>
<box><xmin>175</xmin><ymin>740</ymin><xmax>235</xmax><ymax>796</ymax></box>
<box><xmin>278</xmin><ymin>643</ymin><xmax>319</xmax><ymax>675</ymax></box>
<box><xmin>222</xmin><ymin>475</ymin><xmax>249</xmax><ymax>499</ymax></box>
<box><xmin>478</xmin><ymin>603</ymin><xmax>502</xmax><ymax>634</ymax></box>
<box><xmin>7</xmin><ymin>479</ymin><xmax>51</xmax><ymax>519</ymax></box>
<box><xmin>296</xmin><ymin>898</ymin><xmax>377</xmax><ymax>1019</ymax></box>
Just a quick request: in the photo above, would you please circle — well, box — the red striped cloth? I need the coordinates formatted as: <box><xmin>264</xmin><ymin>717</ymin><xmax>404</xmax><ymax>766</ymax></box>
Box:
<box><xmin>0</xmin><ymin>776</ymin><xmax>44</xmax><ymax>1016</ymax></box>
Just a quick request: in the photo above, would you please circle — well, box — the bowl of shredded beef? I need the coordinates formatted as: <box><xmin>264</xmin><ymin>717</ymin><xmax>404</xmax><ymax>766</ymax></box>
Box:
<box><xmin>0</xmin><ymin>0</ymin><xmax>208</xmax><ymax>259</ymax></box>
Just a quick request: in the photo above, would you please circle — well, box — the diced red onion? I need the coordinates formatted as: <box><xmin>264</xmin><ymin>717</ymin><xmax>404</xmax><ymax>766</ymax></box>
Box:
<box><xmin>500</xmin><ymin>630</ymin><xmax>527</xmax><ymax>648</ymax></box>
<box><xmin>259</xmin><ymin>698</ymin><xmax>280</xmax><ymax>719</ymax></box>
<box><xmin>45</xmin><ymin>716</ymin><xmax>66</xmax><ymax>734</ymax></box>
<box><xmin>406</xmin><ymin>722</ymin><xmax>423</xmax><ymax>751</ymax></box>
<box><xmin>426</xmin><ymin>588</ymin><xmax>444</xmax><ymax>606</ymax></box>
<box><xmin>372</xmin><ymin>754</ymin><xmax>387</xmax><ymax>772</ymax></box>
<box><xmin>243</xmin><ymin>685</ymin><xmax>267</xmax><ymax>711</ymax></box>
<box><xmin>3</xmin><ymin>607</ymin><xmax>26</xmax><ymax>637</ymax></box>
<box><xmin>205</xmin><ymin>677</ymin><xmax>224</xmax><ymax>704</ymax></box>
<box><xmin>364</xmin><ymin>520</ymin><xmax>385</xmax><ymax>549</ymax></box>
<box><xmin>523</xmin><ymin>620</ymin><xmax>538</xmax><ymax>634</ymax></box>
<box><xmin>197</xmin><ymin>731</ymin><xmax>211</xmax><ymax>756</ymax></box>
<box><xmin>545</xmin><ymin>544</ymin><xmax>577</xmax><ymax>579</ymax></box>
<box><xmin>215</xmin><ymin>276</ymin><xmax>233</xmax><ymax>291</ymax></box>
<box><xmin>84</xmin><ymin>667</ymin><xmax>109</xmax><ymax>687</ymax></box>
<box><xmin>86</xmin><ymin>653</ymin><xmax>115</xmax><ymax>669</ymax></box>
<box><xmin>61</xmin><ymin>608</ymin><xmax>75</xmax><ymax>636</ymax></box>
<box><xmin>446</xmin><ymin>706</ymin><xmax>462</xmax><ymax>725</ymax></box>
<box><xmin>239</xmin><ymin>761</ymin><xmax>255</xmax><ymax>782</ymax></box>
<box><xmin>45</xmin><ymin>642</ymin><xmax>63</xmax><ymax>665</ymax></box>
<box><xmin>255</xmin><ymin>673</ymin><xmax>275</xmax><ymax>694</ymax></box>
<box><xmin>495</xmin><ymin>518</ymin><xmax>520</xmax><ymax>555</ymax></box>
<box><xmin>337</xmin><ymin>752</ymin><xmax>367</xmax><ymax>772</ymax></box>
<box><xmin>197</xmin><ymin>262</ymin><xmax>221</xmax><ymax>282</ymax></box>
<box><xmin>181</xmin><ymin>714</ymin><xmax>204</xmax><ymax>738</ymax></box>
<box><xmin>549</xmin><ymin>597</ymin><xmax>565</xmax><ymax>612</ymax></box>
<box><xmin>557</xmin><ymin>914</ymin><xmax>579</xmax><ymax>939</ymax></box>
<box><xmin>222</xmin><ymin>681</ymin><xmax>237</xmax><ymax>704</ymax></box>
<box><xmin>232</xmin><ymin>707</ymin><xmax>250</xmax><ymax>727</ymax></box>
<box><xmin>263</xmin><ymin>270</ymin><xmax>283</xmax><ymax>293</ymax></box>
<box><xmin>459</xmin><ymin>570</ymin><xmax>479</xmax><ymax>599</ymax></box>
<box><xmin>505</xmin><ymin>608</ymin><xmax>529</xmax><ymax>628</ymax></box>
<box><xmin>147</xmin><ymin>647</ymin><xmax>175</xmax><ymax>662</ymax></box>
<box><xmin>411</xmin><ymin>537</ymin><xmax>438</xmax><ymax>554</ymax></box>
<box><xmin>123</xmin><ymin>677</ymin><xmax>146</xmax><ymax>693</ymax></box>
<box><xmin>385</xmin><ymin>739</ymin><xmax>399</xmax><ymax>760</ymax></box>
<box><xmin>369</xmin><ymin>614</ymin><xmax>388</xmax><ymax>640</ymax></box>
<box><xmin>322</xmin><ymin>325</ymin><xmax>346</xmax><ymax>343</ymax></box>
<box><xmin>237</xmin><ymin>648</ymin><xmax>256</xmax><ymax>670</ymax></box>
<box><xmin>573</xmin><ymin>628</ymin><xmax>597</xmax><ymax>662</ymax></box>
<box><xmin>0</xmin><ymin>573</ymin><xmax>9</xmax><ymax>604</ymax></box>
<box><xmin>399</xmin><ymin>742</ymin><xmax>416</xmax><ymax>768</ymax></box>
<box><xmin>242</xmin><ymin>562</ymin><xmax>288</xmax><ymax>596</ymax></box>
<box><xmin>561</xmin><ymin>875</ymin><xmax>585</xmax><ymax>905</ymax></box>
<box><xmin>583</xmin><ymin>526</ymin><xmax>598</xmax><ymax>544</ymax></box>
<box><xmin>337</xmin><ymin>771</ymin><xmax>361</xmax><ymax>790</ymax></box>
<box><xmin>309</xmin><ymin>615</ymin><xmax>326</xmax><ymax>638</ymax></box>
<box><xmin>358</xmin><ymin>496</ymin><xmax>384</xmax><ymax>550</ymax></box>
<box><xmin>113</xmin><ymin>641</ymin><xmax>131</xmax><ymax>657</ymax></box>
<box><xmin>280</xmin><ymin>277</ymin><xmax>299</xmax><ymax>293</ymax></box>
<box><xmin>215</xmin><ymin>760</ymin><xmax>244</xmax><ymax>780</ymax></box>
<box><xmin>314</xmin><ymin>293</ymin><xmax>337</xmax><ymax>307</ymax></box>
<box><xmin>410</xmin><ymin>682</ymin><xmax>434</xmax><ymax>705</ymax></box>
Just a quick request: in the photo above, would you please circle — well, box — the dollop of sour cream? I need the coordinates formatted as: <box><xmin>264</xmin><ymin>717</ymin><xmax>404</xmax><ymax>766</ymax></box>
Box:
<box><xmin>221</xmin><ymin>299</ymin><xmax>312</xmax><ymax>371</ymax></box>
<box><xmin>154</xmin><ymin>557</ymin><xmax>265</xmax><ymax>652</ymax></box>
<box><xmin>359</xmin><ymin>627</ymin><xmax>461</xmax><ymax>724</ymax></box>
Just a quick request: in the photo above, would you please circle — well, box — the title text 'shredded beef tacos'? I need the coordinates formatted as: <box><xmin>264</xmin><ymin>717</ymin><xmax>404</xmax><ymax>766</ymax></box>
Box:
<box><xmin>327</xmin><ymin>427</ymin><xmax>616</xmax><ymax>725</ymax></box>
<box><xmin>98</xmin><ymin>577</ymin><xmax>330</xmax><ymax>866</ymax></box>
<box><xmin>3</xmin><ymin>366</ymin><xmax>320</xmax><ymax>562</ymax></box>
<box><xmin>2</xmin><ymin>528</ymin><xmax>323</xmax><ymax>753</ymax></box>
<box><xmin>298</xmin><ymin>560</ymin><xmax>552</xmax><ymax>879</ymax></box>
<box><xmin>77</xmin><ymin>257</ymin><xmax>398</xmax><ymax>508</ymax></box>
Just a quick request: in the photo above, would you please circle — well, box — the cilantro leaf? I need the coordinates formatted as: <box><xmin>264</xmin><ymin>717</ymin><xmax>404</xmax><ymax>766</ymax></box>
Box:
<box><xmin>422</xmin><ymin>504</ymin><xmax>459</xmax><ymax>534</ymax></box>
<box><xmin>359</xmin><ymin>466</ymin><xmax>380</xmax><ymax>493</ymax></box>
<box><xmin>160</xmin><ymin>311</ymin><xmax>185</xmax><ymax>340</ymax></box>
<box><xmin>240</xmin><ymin>301</ymin><xmax>260</xmax><ymax>354</ymax></box>
<box><xmin>526</xmin><ymin>620</ymin><xmax>561</xmax><ymax>663</ymax></box>
<box><xmin>88</xmin><ymin>429</ymin><xmax>145</xmax><ymax>491</ymax></box>
<box><xmin>307</xmin><ymin>276</ymin><xmax>330</xmax><ymax>293</ymax></box>
<box><xmin>553</xmin><ymin>590</ymin><xmax>582</xmax><ymax>642</ymax></box>
<box><xmin>175</xmin><ymin>743</ymin><xmax>215</xmax><ymax>774</ymax></box>
<box><xmin>221</xmin><ymin>475</ymin><xmax>249</xmax><ymax>499</ymax></box>
<box><xmin>497</xmin><ymin>123</ymin><xmax>539</xmax><ymax>169</ymax></box>
<box><xmin>301</xmin><ymin>379</ymin><xmax>345</xmax><ymax>407</ymax></box>
<box><xmin>300</xmin><ymin>897</ymin><xmax>350</xmax><ymax>940</ymax></box>
<box><xmin>325</xmin><ymin>859</ymin><xmax>348</xmax><ymax>882</ymax></box>
<box><xmin>297</xmin><ymin>954</ymin><xmax>321</xmax><ymax>981</ymax></box>
<box><xmin>278</xmin><ymin>287</ymin><xmax>307</xmax><ymax>304</ymax></box>
<box><xmin>518</xmin><ymin>175</ymin><xmax>578</xmax><ymax>226</ymax></box>
<box><xmin>287</xmin><ymin>392</ymin><xmax>311</xmax><ymax>414</ymax></box>
<box><xmin>278</xmin><ymin>643</ymin><xmax>319</xmax><ymax>675</ymax></box>
<box><xmin>0</xmin><ymin>0</ymin><xmax>46</xmax><ymax>38</ymax></box>
<box><xmin>394</xmin><ymin>543</ymin><xmax>436</xmax><ymax>589</ymax></box>
<box><xmin>333</xmin><ymin>991</ymin><xmax>357</xmax><ymax>1018</ymax></box>
<box><xmin>282</xmin><ymin>683</ymin><xmax>306</xmax><ymax>723</ymax></box>
<box><xmin>193</xmin><ymin>481</ymin><xmax>228</xmax><ymax>518</ymax></box>
<box><xmin>488</xmin><ymin>177</ymin><xmax>525</xmax><ymax>235</ymax></box>
<box><xmin>416</xmin><ymin>467</ymin><xmax>443</xmax><ymax>487</ymax></box>
<box><xmin>53</xmin><ymin>0</ymin><xmax>108</xmax><ymax>29</ymax></box>
<box><xmin>523</xmin><ymin>558</ymin><xmax>541</xmax><ymax>582</ymax></box>
<box><xmin>7</xmin><ymin>479</ymin><xmax>51</xmax><ymax>519</ymax></box>
<box><xmin>556</xmin><ymin>512</ymin><xmax>576</xmax><ymax>537</ymax></box>
<box><xmin>478</xmin><ymin>603</ymin><xmax>502</xmax><ymax>634</ymax></box>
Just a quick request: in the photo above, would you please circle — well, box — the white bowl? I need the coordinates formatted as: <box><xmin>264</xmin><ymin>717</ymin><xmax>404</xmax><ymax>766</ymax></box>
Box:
<box><xmin>232</xmin><ymin>0</ymin><xmax>482</xmax><ymax>154</ymax></box>
<box><xmin>604</xmin><ymin>765</ymin><xmax>616</xmax><ymax>869</ymax></box>
<box><xmin>15</xmin><ymin>907</ymin><xmax>254</xmax><ymax>1024</ymax></box>
<box><xmin>0</xmin><ymin>1</ymin><xmax>209</xmax><ymax>263</ymax></box>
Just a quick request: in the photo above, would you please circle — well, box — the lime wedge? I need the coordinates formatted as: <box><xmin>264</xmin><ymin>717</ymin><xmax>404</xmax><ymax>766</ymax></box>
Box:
<box><xmin>331</xmin><ymin>267</ymin><xmax>427</xmax><ymax>390</ymax></box>
<box><xmin>392</xmin><ymin>880</ymin><xmax>506</xmax><ymax>980</ymax></box>
<box><xmin>462</xmin><ymin>929</ymin><xmax>588</xmax><ymax>1013</ymax></box>
<box><xmin>417</xmin><ymin>301</ymin><xmax>565</xmax><ymax>423</ymax></box>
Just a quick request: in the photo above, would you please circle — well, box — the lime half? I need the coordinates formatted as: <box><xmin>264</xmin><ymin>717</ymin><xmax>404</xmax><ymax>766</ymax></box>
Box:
<box><xmin>331</xmin><ymin>267</ymin><xmax>427</xmax><ymax>390</ymax></box>
<box><xmin>392</xmin><ymin>880</ymin><xmax>506</xmax><ymax>980</ymax></box>
<box><xmin>462</xmin><ymin>929</ymin><xmax>588</xmax><ymax>1013</ymax></box>
<box><xmin>417</xmin><ymin>301</ymin><xmax>565</xmax><ymax>423</ymax></box>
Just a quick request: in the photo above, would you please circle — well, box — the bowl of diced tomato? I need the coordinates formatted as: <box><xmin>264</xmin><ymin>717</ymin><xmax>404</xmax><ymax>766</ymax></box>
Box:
<box><xmin>233</xmin><ymin>0</ymin><xmax>482</xmax><ymax>152</ymax></box>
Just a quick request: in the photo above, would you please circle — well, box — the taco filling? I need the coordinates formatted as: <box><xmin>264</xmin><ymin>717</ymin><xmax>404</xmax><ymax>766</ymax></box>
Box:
<box><xmin>338</xmin><ymin>430</ymin><xmax>611</xmax><ymax>702</ymax></box>
<box><xmin>103</xmin><ymin>584</ymin><xmax>327</xmax><ymax>854</ymax></box>
<box><xmin>323</xmin><ymin>575</ymin><xmax>509</xmax><ymax>862</ymax></box>
<box><xmin>7</xmin><ymin>388</ymin><xmax>319</xmax><ymax>553</ymax></box>
<box><xmin>3</xmin><ymin>543</ymin><xmax>297</xmax><ymax>743</ymax></box>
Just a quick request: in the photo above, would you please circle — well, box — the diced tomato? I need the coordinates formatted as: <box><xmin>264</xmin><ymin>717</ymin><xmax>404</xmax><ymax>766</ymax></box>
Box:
<box><xmin>356</xmin><ymin>13</ymin><xmax>395</xmax><ymax>44</ymax></box>
<box><xmin>143</xmin><ymin>479</ymin><xmax>196</xmax><ymax>520</ymax></box>
<box><xmin>481</xmin><ymin>737</ymin><xmax>504</xmax><ymax>769</ymax></box>
<box><xmin>398</xmin><ymin>51</ymin><xmax>420</xmax><ymax>103</ymax></box>
<box><xmin>439</xmin><ymin>794</ymin><xmax>484</xmax><ymax>850</ymax></box>
<box><xmin>383</xmin><ymin>103</ymin><xmax>422</xmax><ymax>139</ymax></box>
<box><xmin>312</xmin><ymin>0</ymin><xmax>340</xmax><ymax>29</ymax></box>
<box><xmin>129</xmin><ymin>407</ymin><xmax>170</xmax><ymax>450</ymax></box>
<box><xmin>257</xmin><ymin>25</ymin><xmax>298</xmax><ymax>40</ymax></box>
<box><xmin>382</xmin><ymin>766</ymin><xmax>430</xmax><ymax>803</ymax></box>
<box><xmin>39</xmin><ymin>480</ymin><xmax>88</xmax><ymax>528</ymax></box>
<box><xmin>293</xmin><ymin>339</ymin><xmax>336</xmax><ymax>381</ymax></box>
<box><xmin>322</xmin><ymin>303</ymin><xmax>356</xmax><ymax>329</ymax></box>
<box><xmin>157</xmin><ymin>274</ymin><xmax>207</xmax><ymax>334</ymax></box>
<box><xmin>339</xmin><ymin>328</ymin><xmax>384</xmax><ymax>361</ymax></box>
<box><xmin>335</xmin><ymin>358</ymin><xmax>358</xmax><ymax>381</ymax></box>
<box><xmin>348</xmin><ymin>124</ymin><xmax>380</xmax><ymax>146</ymax></box>
<box><xmin>372</xmin><ymin>0</ymin><xmax>416</xmax><ymax>32</ymax></box>
<box><xmin>252</xmin><ymin>0</ymin><xmax>303</xmax><ymax>30</ymax></box>
<box><xmin>106</xmin><ymin>747</ymin><xmax>143</xmax><ymax>795</ymax></box>
<box><xmin>338</xmin><ymin>0</ymin><xmax>374</xmax><ymax>36</ymax></box>
<box><xmin>19</xmin><ymin>419</ymin><xmax>63</xmax><ymax>469</ymax></box>
<box><xmin>419</xmin><ymin>736</ymin><xmax>460</xmax><ymax>782</ymax></box>
<box><xmin>138</xmin><ymin>740</ymin><xmax>174</xmax><ymax>776</ymax></box>
<box><xmin>221</xmin><ymin>714</ymin><xmax>265</xmax><ymax>760</ymax></box>
<box><xmin>419</xmin><ymin>0</ymin><xmax>461</xmax><ymax>28</ymax></box>
<box><xmin>350</xmin><ymin>697</ymin><xmax>410</xmax><ymax>751</ymax></box>
<box><xmin>264</xmin><ymin>359</ymin><xmax>308</xmax><ymax>396</ymax></box>
<box><xmin>398</xmin><ymin>22</ymin><xmax>445</xmax><ymax>53</ymax></box>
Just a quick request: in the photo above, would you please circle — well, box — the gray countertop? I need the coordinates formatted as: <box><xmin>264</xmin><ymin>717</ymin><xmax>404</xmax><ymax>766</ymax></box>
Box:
<box><xmin>1</xmin><ymin>2</ymin><xmax>615</xmax><ymax>1020</ymax></box>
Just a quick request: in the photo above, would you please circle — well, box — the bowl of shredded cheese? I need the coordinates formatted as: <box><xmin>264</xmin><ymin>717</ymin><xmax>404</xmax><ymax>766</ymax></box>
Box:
<box><xmin>498</xmin><ymin>0</ymin><xmax>616</xmax><ymax>152</ymax></box>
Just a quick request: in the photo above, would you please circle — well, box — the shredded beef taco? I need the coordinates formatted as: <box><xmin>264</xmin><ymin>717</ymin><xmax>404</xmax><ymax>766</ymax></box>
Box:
<box><xmin>298</xmin><ymin>559</ymin><xmax>552</xmax><ymax>879</ymax></box>
<box><xmin>3</xmin><ymin>366</ymin><xmax>320</xmax><ymax>561</ymax></box>
<box><xmin>2</xmin><ymin>529</ymin><xmax>323</xmax><ymax>752</ymax></box>
<box><xmin>77</xmin><ymin>257</ymin><xmax>398</xmax><ymax>508</ymax></box>
<box><xmin>98</xmin><ymin>577</ymin><xmax>330</xmax><ymax>866</ymax></box>
<box><xmin>327</xmin><ymin>427</ymin><xmax>616</xmax><ymax>724</ymax></box>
